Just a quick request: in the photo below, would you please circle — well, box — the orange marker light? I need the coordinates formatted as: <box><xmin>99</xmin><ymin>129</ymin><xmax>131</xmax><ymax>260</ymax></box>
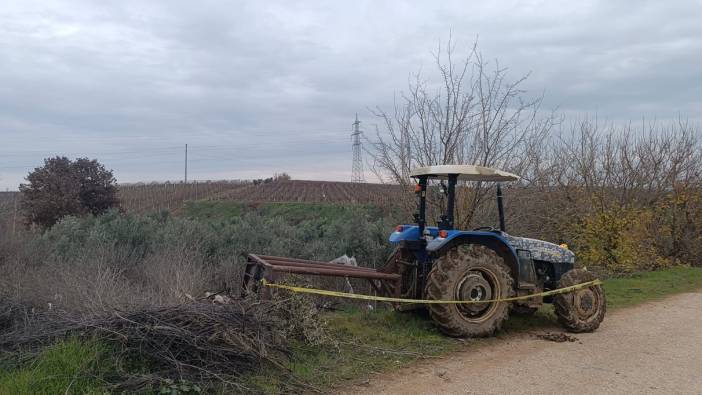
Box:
<box><xmin>396</xmin><ymin>225</ymin><xmax>404</xmax><ymax>233</ymax></box>
<box><xmin>414</xmin><ymin>184</ymin><xmax>422</xmax><ymax>192</ymax></box>
<box><xmin>438</xmin><ymin>230</ymin><xmax>448</xmax><ymax>238</ymax></box>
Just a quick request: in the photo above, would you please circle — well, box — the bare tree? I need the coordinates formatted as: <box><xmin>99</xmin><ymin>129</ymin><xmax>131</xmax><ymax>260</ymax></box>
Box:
<box><xmin>542</xmin><ymin>117</ymin><xmax>702</xmax><ymax>208</ymax></box>
<box><xmin>368</xmin><ymin>38</ymin><xmax>556</xmax><ymax>227</ymax></box>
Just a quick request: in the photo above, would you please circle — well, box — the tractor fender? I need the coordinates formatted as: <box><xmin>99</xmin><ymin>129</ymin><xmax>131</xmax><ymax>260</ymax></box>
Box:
<box><xmin>426</xmin><ymin>231</ymin><xmax>520</xmax><ymax>282</ymax></box>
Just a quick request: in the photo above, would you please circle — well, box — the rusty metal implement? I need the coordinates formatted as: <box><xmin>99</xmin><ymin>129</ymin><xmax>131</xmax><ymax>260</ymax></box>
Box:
<box><xmin>242</xmin><ymin>253</ymin><xmax>402</xmax><ymax>299</ymax></box>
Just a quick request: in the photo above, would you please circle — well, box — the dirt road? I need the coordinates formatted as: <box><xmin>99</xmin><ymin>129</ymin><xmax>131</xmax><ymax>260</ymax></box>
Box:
<box><xmin>343</xmin><ymin>292</ymin><xmax>702</xmax><ymax>395</ymax></box>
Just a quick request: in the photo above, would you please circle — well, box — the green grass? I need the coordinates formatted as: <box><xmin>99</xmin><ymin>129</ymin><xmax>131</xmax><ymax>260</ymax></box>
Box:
<box><xmin>183</xmin><ymin>200</ymin><xmax>247</xmax><ymax>218</ymax></box>
<box><xmin>602</xmin><ymin>266</ymin><xmax>702</xmax><ymax>309</ymax></box>
<box><xmin>257</xmin><ymin>202</ymin><xmax>385</xmax><ymax>224</ymax></box>
<box><xmin>246</xmin><ymin>308</ymin><xmax>460</xmax><ymax>393</ymax></box>
<box><xmin>294</xmin><ymin>309</ymin><xmax>454</xmax><ymax>382</ymax></box>
<box><xmin>183</xmin><ymin>201</ymin><xmax>391</xmax><ymax>224</ymax></box>
<box><xmin>0</xmin><ymin>338</ymin><xmax>109</xmax><ymax>395</ymax></box>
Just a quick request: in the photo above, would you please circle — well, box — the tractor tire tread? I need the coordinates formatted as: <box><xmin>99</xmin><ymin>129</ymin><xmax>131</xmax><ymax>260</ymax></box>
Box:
<box><xmin>425</xmin><ymin>245</ymin><xmax>514</xmax><ymax>338</ymax></box>
<box><xmin>553</xmin><ymin>269</ymin><xmax>606</xmax><ymax>333</ymax></box>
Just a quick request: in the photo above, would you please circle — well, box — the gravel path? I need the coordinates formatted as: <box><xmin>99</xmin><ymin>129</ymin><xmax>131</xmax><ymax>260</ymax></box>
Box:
<box><xmin>342</xmin><ymin>291</ymin><xmax>702</xmax><ymax>395</ymax></box>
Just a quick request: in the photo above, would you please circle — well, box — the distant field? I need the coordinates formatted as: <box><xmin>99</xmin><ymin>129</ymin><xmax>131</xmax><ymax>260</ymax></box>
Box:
<box><xmin>211</xmin><ymin>179</ymin><xmax>406</xmax><ymax>205</ymax></box>
<box><xmin>117</xmin><ymin>180</ymin><xmax>250</xmax><ymax>213</ymax></box>
<box><xmin>0</xmin><ymin>191</ymin><xmax>19</xmax><ymax>207</ymax></box>
<box><xmin>183</xmin><ymin>200</ymin><xmax>401</xmax><ymax>224</ymax></box>
<box><xmin>0</xmin><ymin>180</ymin><xmax>407</xmax><ymax>232</ymax></box>
<box><xmin>119</xmin><ymin>179</ymin><xmax>406</xmax><ymax>214</ymax></box>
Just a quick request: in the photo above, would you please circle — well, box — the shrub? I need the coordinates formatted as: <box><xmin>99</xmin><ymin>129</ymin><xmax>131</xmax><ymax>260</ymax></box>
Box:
<box><xmin>19</xmin><ymin>156</ymin><xmax>118</xmax><ymax>229</ymax></box>
<box><xmin>570</xmin><ymin>199</ymin><xmax>689</xmax><ymax>274</ymax></box>
<box><xmin>0</xmin><ymin>206</ymin><xmax>394</xmax><ymax>318</ymax></box>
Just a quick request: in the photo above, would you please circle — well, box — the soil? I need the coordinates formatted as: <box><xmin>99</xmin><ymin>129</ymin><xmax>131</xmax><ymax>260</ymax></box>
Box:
<box><xmin>338</xmin><ymin>291</ymin><xmax>702</xmax><ymax>394</ymax></box>
<box><xmin>535</xmin><ymin>332</ymin><xmax>578</xmax><ymax>343</ymax></box>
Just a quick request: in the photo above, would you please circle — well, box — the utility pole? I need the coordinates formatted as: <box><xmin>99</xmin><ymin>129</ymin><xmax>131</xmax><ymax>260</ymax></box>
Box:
<box><xmin>184</xmin><ymin>144</ymin><xmax>188</xmax><ymax>183</ymax></box>
<box><xmin>351</xmin><ymin>114</ymin><xmax>365</xmax><ymax>183</ymax></box>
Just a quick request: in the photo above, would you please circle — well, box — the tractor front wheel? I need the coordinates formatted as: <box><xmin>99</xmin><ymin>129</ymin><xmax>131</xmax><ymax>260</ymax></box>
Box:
<box><xmin>553</xmin><ymin>269</ymin><xmax>606</xmax><ymax>332</ymax></box>
<box><xmin>425</xmin><ymin>245</ymin><xmax>513</xmax><ymax>337</ymax></box>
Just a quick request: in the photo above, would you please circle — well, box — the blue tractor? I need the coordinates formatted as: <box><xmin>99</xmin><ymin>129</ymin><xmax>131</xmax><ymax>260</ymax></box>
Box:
<box><xmin>386</xmin><ymin>165</ymin><xmax>606</xmax><ymax>337</ymax></box>
<box><xmin>243</xmin><ymin>164</ymin><xmax>605</xmax><ymax>337</ymax></box>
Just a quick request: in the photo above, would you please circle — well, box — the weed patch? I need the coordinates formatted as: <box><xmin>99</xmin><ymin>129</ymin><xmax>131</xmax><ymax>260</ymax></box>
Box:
<box><xmin>0</xmin><ymin>338</ymin><xmax>108</xmax><ymax>395</ymax></box>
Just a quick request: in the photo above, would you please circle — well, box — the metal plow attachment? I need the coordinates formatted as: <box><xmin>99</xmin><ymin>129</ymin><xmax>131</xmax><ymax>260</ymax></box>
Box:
<box><xmin>242</xmin><ymin>254</ymin><xmax>402</xmax><ymax>299</ymax></box>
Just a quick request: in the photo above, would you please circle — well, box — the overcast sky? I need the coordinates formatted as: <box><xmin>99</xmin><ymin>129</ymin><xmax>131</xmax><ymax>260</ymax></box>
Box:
<box><xmin>1</xmin><ymin>0</ymin><xmax>701</xmax><ymax>190</ymax></box>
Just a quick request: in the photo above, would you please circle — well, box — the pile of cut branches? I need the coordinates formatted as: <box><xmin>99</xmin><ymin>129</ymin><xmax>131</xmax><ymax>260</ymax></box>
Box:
<box><xmin>0</xmin><ymin>300</ymin><xmax>318</xmax><ymax>393</ymax></box>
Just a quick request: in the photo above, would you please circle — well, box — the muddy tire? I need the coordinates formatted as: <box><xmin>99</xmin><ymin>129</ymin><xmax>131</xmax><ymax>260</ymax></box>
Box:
<box><xmin>554</xmin><ymin>269</ymin><xmax>606</xmax><ymax>333</ymax></box>
<box><xmin>425</xmin><ymin>245</ymin><xmax>514</xmax><ymax>337</ymax></box>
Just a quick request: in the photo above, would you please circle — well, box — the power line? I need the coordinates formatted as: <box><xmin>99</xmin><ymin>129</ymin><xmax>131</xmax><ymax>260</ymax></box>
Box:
<box><xmin>0</xmin><ymin>137</ymin><xmax>350</xmax><ymax>157</ymax></box>
<box><xmin>0</xmin><ymin>138</ymin><xmax>351</xmax><ymax>168</ymax></box>
<box><xmin>1</xmin><ymin>130</ymin><xmax>354</xmax><ymax>146</ymax></box>
<box><xmin>351</xmin><ymin>114</ymin><xmax>365</xmax><ymax>183</ymax></box>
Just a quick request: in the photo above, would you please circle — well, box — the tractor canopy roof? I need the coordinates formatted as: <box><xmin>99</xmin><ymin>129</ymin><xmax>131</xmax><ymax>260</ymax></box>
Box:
<box><xmin>409</xmin><ymin>165</ymin><xmax>519</xmax><ymax>182</ymax></box>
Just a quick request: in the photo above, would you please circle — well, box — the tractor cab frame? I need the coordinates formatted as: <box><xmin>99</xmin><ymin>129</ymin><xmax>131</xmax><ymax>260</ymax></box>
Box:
<box><xmin>409</xmin><ymin>164</ymin><xmax>516</xmax><ymax>235</ymax></box>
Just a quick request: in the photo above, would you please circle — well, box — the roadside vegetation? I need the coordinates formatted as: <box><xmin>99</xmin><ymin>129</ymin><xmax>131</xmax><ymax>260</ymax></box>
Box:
<box><xmin>4</xmin><ymin>260</ymin><xmax>697</xmax><ymax>394</ymax></box>
<box><xmin>2</xmin><ymin>202</ymin><xmax>702</xmax><ymax>393</ymax></box>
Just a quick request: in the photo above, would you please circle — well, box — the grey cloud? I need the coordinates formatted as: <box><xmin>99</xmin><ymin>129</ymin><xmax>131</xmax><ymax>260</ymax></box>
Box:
<box><xmin>1</xmin><ymin>0</ymin><xmax>701</xmax><ymax>189</ymax></box>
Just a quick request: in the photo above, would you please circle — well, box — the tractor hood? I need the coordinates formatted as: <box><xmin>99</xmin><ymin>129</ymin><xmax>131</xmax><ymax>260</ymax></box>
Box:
<box><xmin>389</xmin><ymin>226</ymin><xmax>574</xmax><ymax>264</ymax></box>
<box><xmin>504</xmin><ymin>235</ymin><xmax>575</xmax><ymax>264</ymax></box>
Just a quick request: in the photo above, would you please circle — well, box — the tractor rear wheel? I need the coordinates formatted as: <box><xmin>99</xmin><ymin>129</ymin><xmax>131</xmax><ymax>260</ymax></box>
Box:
<box><xmin>425</xmin><ymin>245</ymin><xmax>513</xmax><ymax>337</ymax></box>
<box><xmin>553</xmin><ymin>269</ymin><xmax>606</xmax><ymax>332</ymax></box>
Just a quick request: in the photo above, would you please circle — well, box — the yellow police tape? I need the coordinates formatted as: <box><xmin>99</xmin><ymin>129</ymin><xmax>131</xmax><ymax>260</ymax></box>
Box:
<box><xmin>260</xmin><ymin>278</ymin><xmax>602</xmax><ymax>304</ymax></box>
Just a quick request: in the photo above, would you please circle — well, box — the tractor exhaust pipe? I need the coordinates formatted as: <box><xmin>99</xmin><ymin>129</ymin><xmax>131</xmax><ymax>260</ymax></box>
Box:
<box><xmin>497</xmin><ymin>183</ymin><xmax>506</xmax><ymax>232</ymax></box>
